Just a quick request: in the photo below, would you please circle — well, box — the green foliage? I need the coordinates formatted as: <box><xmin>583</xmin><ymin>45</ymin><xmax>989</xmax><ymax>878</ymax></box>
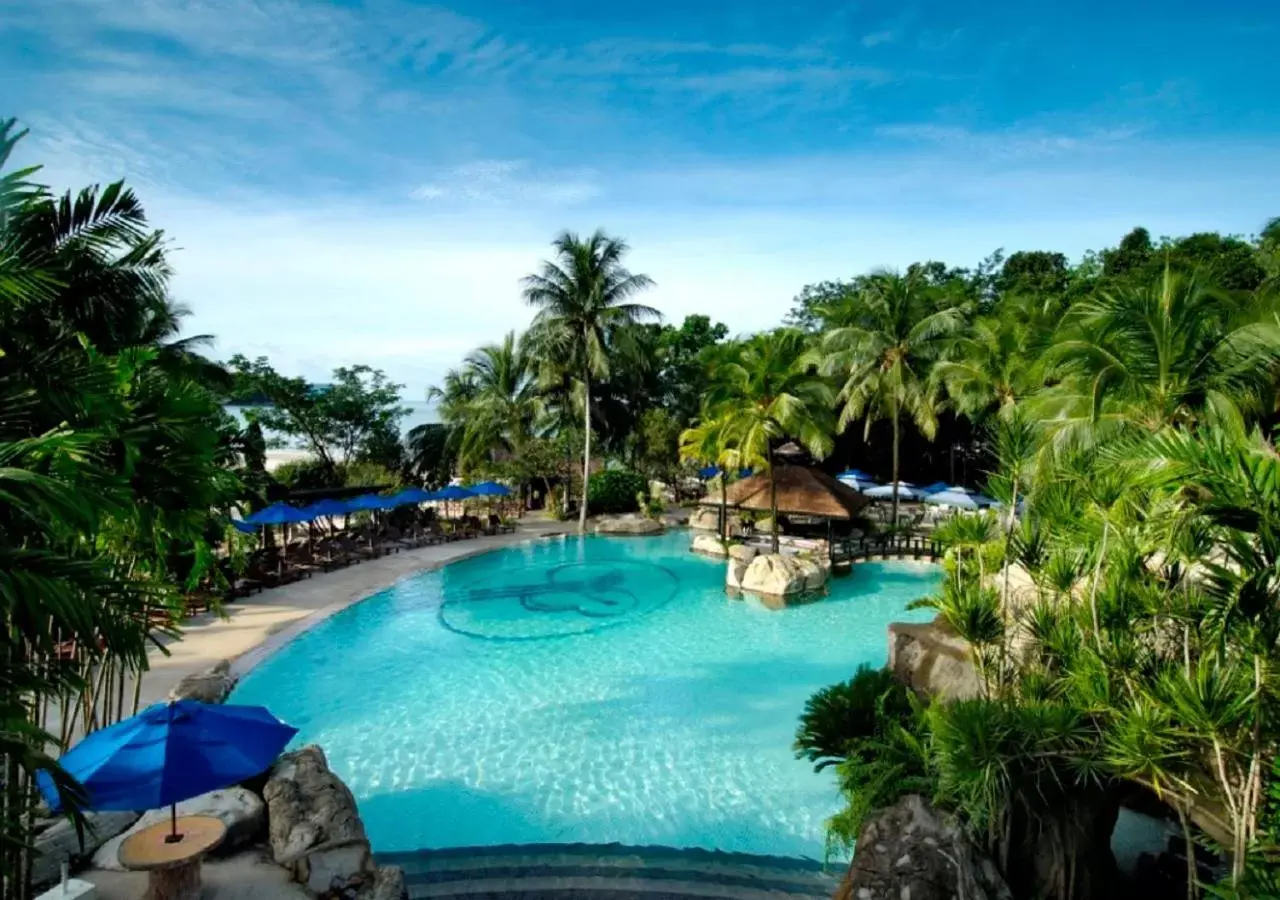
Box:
<box><xmin>587</xmin><ymin>469</ymin><xmax>647</xmax><ymax>514</ymax></box>
<box><xmin>794</xmin><ymin>665</ymin><xmax>913</xmax><ymax>772</ymax></box>
<box><xmin>522</xmin><ymin>229</ymin><xmax>657</xmax><ymax>531</ymax></box>
<box><xmin>227</xmin><ymin>355</ymin><xmax>406</xmax><ymax>476</ymax></box>
<box><xmin>0</xmin><ymin>121</ymin><xmax>245</xmax><ymax>897</ymax></box>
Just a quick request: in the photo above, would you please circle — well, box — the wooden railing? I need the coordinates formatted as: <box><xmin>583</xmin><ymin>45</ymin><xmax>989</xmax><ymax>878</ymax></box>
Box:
<box><xmin>831</xmin><ymin>533</ymin><xmax>941</xmax><ymax>565</ymax></box>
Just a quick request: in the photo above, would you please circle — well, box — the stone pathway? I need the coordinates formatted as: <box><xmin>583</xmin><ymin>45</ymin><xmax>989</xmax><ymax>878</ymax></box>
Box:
<box><xmin>136</xmin><ymin>518</ymin><xmax>574</xmax><ymax>706</ymax></box>
<box><xmin>379</xmin><ymin>844</ymin><xmax>842</xmax><ymax>900</ymax></box>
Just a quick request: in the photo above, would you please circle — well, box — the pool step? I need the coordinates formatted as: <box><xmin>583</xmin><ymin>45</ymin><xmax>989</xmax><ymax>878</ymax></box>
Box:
<box><xmin>377</xmin><ymin>843</ymin><xmax>842</xmax><ymax>899</ymax></box>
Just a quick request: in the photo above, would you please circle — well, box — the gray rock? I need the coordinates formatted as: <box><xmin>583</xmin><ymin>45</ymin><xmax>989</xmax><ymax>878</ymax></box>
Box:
<box><xmin>837</xmin><ymin>794</ymin><xmax>1012</xmax><ymax>900</ymax></box>
<box><xmin>726</xmin><ymin>558</ymin><xmax>750</xmax><ymax>591</ymax></box>
<box><xmin>32</xmin><ymin>810</ymin><xmax>139</xmax><ymax>888</ymax></box>
<box><xmin>727</xmin><ymin>544</ymin><xmax>758</xmax><ymax>563</ymax></box>
<box><xmin>689</xmin><ymin>507</ymin><xmax>721</xmax><ymax>531</ymax></box>
<box><xmin>358</xmin><ymin>864</ymin><xmax>407</xmax><ymax>900</ymax></box>
<box><xmin>264</xmin><ymin>745</ymin><xmax>375</xmax><ymax>895</ymax></box>
<box><xmin>691</xmin><ymin>534</ymin><xmax>728</xmax><ymax>557</ymax></box>
<box><xmin>888</xmin><ymin>620</ymin><xmax>981</xmax><ymax>700</ymax></box>
<box><xmin>92</xmin><ymin>787</ymin><xmax>264</xmax><ymax>871</ymax></box>
<box><xmin>592</xmin><ymin>514</ymin><xmax>664</xmax><ymax>535</ymax></box>
<box><xmin>739</xmin><ymin>553</ymin><xmax>828</xmax><ymax>600</ymax></box>
<box><xmin>169</xmin><ymin>658</ymin><xmax>237</xmax><ymax>704</ymax></box>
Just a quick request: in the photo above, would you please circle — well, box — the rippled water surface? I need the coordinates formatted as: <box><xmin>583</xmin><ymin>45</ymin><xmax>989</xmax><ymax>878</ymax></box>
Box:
<box><xmin>231</xmin><ymin>532</ymin><xmax>940</xmax><ymax>858</ymax></box>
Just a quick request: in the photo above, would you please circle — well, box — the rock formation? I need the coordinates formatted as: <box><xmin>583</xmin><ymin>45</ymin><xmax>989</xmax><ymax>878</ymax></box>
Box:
<box><xmin>691</xmin><ymin>534</ymin><xmax>728</xmax><ymax>557</ymax></box>
<box><xmin>32</xmin><ymin>811</ymin><xmax>139</xmax><ymax>888</ymax></box>
<box><xmin>888</xmin><ymin>621</ymin><xmax>981</xmax><ymax>700</ymax></box>
<box><xmin>592</xmin><ymin>513</ymin><xmax>665</xmax><ymax>535</ymax></box>
<box><xmin>737</xmin><ymin>553</ymin><xmax>828</xmax><ymax>601</ymax></box>
<box><xmin>168</xmin><ymin>658</ymin><xmax>238</xmax><ymax>704</ymax></box>
<box><xmin>836</xmin><ymin>794</ymin><xmax>1012</xmax><ymax>900</ymax></box>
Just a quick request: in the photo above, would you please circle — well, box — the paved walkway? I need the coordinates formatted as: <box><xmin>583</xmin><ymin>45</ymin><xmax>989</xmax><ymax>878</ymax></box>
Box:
<box><xmin>138</xmin><ymin>519</ymin><xmax>573</xmax><ymax>707</ymax></box>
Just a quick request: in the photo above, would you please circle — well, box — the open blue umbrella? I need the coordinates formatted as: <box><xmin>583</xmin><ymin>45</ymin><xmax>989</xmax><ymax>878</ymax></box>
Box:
<box><xmin>837</xmin><ymin>469</ymin><xmax>875</xmax><ymax>481</ymax></box>
<box><xmin>38</xmin><ymin>700</ymin><xmax>296</xmax><ymax>839</ymax></box>
<box><xmin>467</xmin><ymin>481</ymin><xmax>511</xmax><ymax>497</ymax></box>
<box><xmin>242</xmin><ymin>502</ymin><xmax>309</xmax><ymax>525</ymax></box>
<box><xmin>925</xmin><ymin>488</ymin><xmax>986</xmax><ymax>510</ymax></box>
<box><xmin>231</xmin><ymin>519</ymin><xmax>258</xmax><ymax>535</ymax></box>
<box><xmin>864</xmin><ymin>481</ymin><xmax>924</xmax><ymax>501</ymax></box>
<box><xmin>433</xmin><ymin>485</ymin><xmax>476</xmax><ymax>501</ymax></box>
<box><xmin>393</xmin><ymin>486</ymin><xmax>435</xmax><ymax>504</ymax></box>
<box><xmin>837</xmin><ymin>473</ymin><xmax>881</xmax><ymax>492</ymax></box>
<box><xmin>919</xmin><ymin>481</ymin><xmax>951</xmax><ymax>495</ymax></box>
<box><xmin>345</xmin><ymin>493</ymin><xmax>392</xmax><ymax>511</ymax></box>
<box><xmin>300</xmin><ymin>497</ymin><xmax>350</xmax><ymax>519</ymax></box>
<box><xmin>698</xmin><ymin>465</ymin><xmax>721</xmax><ymax>479</ymax></box>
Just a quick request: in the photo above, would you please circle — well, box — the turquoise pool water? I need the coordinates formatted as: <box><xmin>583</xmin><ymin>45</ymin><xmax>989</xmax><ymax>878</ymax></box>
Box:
<box><xmin>231</xmin><ymin>532</ymin><xmax>940</xmax><ymax>859</ymax></box>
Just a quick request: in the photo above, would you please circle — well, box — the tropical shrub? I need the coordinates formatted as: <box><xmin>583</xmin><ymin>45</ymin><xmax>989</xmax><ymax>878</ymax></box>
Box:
<box><xmin>794</xmin><ymin>665</ymin><xmax>912</xmax><ymax>772</ymax></box>
<box><xmin>587</xmin><ymin>469</ymin><xmax>647</xmax><ymax>514</ymax></box>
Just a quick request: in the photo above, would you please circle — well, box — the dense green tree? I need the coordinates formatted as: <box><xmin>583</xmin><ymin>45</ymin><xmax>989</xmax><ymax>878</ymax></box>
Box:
<box><xmin>819</xmin><ymin>269</ymin><xmax>967</xmax><ymax>524</ymax></box>
<box><xmin>227</xmin><ymin>356</ymin><xmax>406</xmax><ymax>478</ymax></box>
<box><xmin>429</xmin><ymin>331</ymin><xmax>537</xmax><ymax>474</ymax></box>
<box><xmin>521</xmin><ymin>229</ymin><xmax>658</xmax><ymax>532</ymax></box>
<box><xmin>700</xmin><ymin>329</ymin><xmax>834</xmax><ymax>552</ymax></box>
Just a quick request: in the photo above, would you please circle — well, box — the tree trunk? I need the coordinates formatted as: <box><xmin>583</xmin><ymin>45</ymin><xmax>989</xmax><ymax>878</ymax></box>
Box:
<box><xmin>891</xmin><ymin>403</ymin><xmax>901</xmax><ymax>530</ymax></box>
<box><xmin>721</xmin><ymin>474</ymin><xmax>728</xmax><ymax>542</ymax></box>
<box><xmin>769</xmin><ymin>462</ymin><xmax>780</xmax><ymax>554</ymax></box>
<box><xmin>579</xmin><ymin>366</ymin><xmax>591</xmax><ymax>534</ymax></box>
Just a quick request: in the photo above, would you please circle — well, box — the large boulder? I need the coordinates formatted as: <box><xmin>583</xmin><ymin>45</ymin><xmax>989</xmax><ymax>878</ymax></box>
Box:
<box><xmin>888</xmin><ymin>621</ymin><xmax>981</xmax><ymax>700</ymax></box>
<box><xmin>169</xmin><ymin>658</ymin><xmax>237</xmax><ymax>704</ymax></box>
<box><xmin>837</xmin><ymin>794</ymin><xmax>1012</xmax><ymax>900</ymax></box>
<box><xmin>264</xmin><ymin>745</ymin><xmax>376</xmax><ymax>896</ymax></box>
<box><xmin>691</xmin><ymin>534</ymin><xmax>728</xmax><ymax>557</ymax></box>
<box><xmin>32</xmin><ymin>810</ymin><xmax>139</xmax><ymax>888</ymax></box>
<box><xmin>728</xmin><ymin>544</ymin><xmax>758</xmax><ymax>564</ymax></box>
<box><xmin>93</xmin><ymin>787</ymin><xmax>264</xmax><ymax>871</ymax></box>
<box><xmin>739</xmin><ymin>554</ymin><xmax>828</xmax><ymax>600</ymax></box>
<box><xmin>593</xmin><ymin>514</ymin><xmax>664</xmax><ymax>536</ymax></box>
<box><xmin>360</xmin><ymin>864</ymin><xmax>407</xmax><ymax>900</ymax></box>
<box><xmin>689</xmin><ymin>507</ymin><xmax>721</xmax><ymax>531</ymax></box>
<box><xmin>726</xmin><ymin>559</ymin><xmax>749</xmax><ymax>591</ymax></box>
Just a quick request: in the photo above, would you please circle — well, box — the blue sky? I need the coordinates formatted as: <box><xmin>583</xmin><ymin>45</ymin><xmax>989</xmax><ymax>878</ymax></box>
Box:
<box><xmin>5</xmin><ymin>0</ymin><xmax>1278</xmax><ymax>395</ymax></box>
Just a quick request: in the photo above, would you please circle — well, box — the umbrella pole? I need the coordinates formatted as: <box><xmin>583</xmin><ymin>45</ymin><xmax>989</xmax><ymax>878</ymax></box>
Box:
<box><xmin>167</xmin><ymin>803</ymin><xmax>180</xmax><ymax>843</ymax></box>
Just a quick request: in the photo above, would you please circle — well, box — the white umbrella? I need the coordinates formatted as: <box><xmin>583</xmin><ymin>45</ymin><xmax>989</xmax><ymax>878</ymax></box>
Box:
<box><xmin>924</xmin><ymin>488</ymin><xmax>985</xmax><ymax>509</ymax></box>
<box><xmin>837</xmin><ymin>474</ymin><xmax>881</xmax><ymax>493</ymax></box>
<box><xmin>864</xmin><ymin>481</ymin><xmax>924</xmax><ymax>501</ymax></box>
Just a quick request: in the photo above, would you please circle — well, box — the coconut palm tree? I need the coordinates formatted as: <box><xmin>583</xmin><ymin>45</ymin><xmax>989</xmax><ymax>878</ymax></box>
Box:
<box><xmin>1036</xmin><ymin>267</ymin><xmax>1280</xmax><ymax>440</ymax></box>
<box><xmin>429</xmin><ymin>331</ymin><xmax>538</xmax><ymax>474</ymax></box>
<box><xmin>704</xmin><ymin>329</ymin><xmax>834</xmax><ymax>553</ymax></box>
<box><xmin>819</xmin><ymin>269</ymin><xmax>966</xmax><ymax>527</ymax></box>
<box><xmin>521</xmin><ymin>230</ymin><xmax>657</xmax><ymax>532</ymax></box>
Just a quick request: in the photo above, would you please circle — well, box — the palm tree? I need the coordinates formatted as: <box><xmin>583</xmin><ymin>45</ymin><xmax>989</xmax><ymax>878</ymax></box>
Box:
<box><xmin>679</xmin><ymin>409</ymin><xmax>734</xmax><ymax>541</ymax></box>
<box><xmin>704</xmin><ymin>330</ymin><xmax>834</xmax><ymax>553</ymax></box>
<box><xmin>429</xmin><ymin>331</ymin><xmax>537</xmax><ymax>474</ymax></box>
<box><xmin>819</xmin><ymin>269</ymin><xmax>966</xmax><ymax>527</ymax></box>
<box><xmin>521</xmin><ymin>230</ymin><xmax>657</xmax><ymax>532</ymax></box>
<box><xmin>1036</xmin><ymin>266</ymin><xmax>1280</xmax><ymax>439</ymax></box>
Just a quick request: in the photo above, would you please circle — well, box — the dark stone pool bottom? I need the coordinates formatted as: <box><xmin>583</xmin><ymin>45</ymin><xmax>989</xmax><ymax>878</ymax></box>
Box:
<box><xmin>377</xmin><ymin>842</ymin><xmax>841</xmax><ymax>899</ymax></box>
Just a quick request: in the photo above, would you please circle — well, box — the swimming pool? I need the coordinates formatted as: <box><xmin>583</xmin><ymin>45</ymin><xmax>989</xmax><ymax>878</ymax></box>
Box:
<box><xmin>230</xmin><ymin>531</ymin><xmax>940</xmax><ymax>859</ymax></box>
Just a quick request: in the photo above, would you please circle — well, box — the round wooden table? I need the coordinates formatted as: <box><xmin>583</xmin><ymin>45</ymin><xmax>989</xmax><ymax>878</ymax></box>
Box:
<box><xmin>118</xmin><ymin>815</ymin><xmax>226</xmax><ymax>900</ymax></box>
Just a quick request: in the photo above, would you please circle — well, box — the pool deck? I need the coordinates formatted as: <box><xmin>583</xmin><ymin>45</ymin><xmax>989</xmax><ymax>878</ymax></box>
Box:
<box><xmin>136</xmin><ymin>518</ymin><xmax>574</xmax><ymax>707</ymax></box>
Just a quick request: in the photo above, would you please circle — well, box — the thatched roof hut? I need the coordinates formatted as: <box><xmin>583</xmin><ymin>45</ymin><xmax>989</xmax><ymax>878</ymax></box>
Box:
<box><xmin>722</xmin><ymin>464</ymin><xmax>870</xmax><ymax>519</ymax></box>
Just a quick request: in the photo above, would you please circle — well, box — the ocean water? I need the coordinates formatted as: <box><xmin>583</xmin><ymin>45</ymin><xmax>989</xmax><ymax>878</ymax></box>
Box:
<box><xmin>231</xmin><ymin>532</ymin><xmax>940</xmax><ymax>859</ymax></box>
<box><xmin>225</xmin><ymin>399</ymin><xmax>436</xmax><ymax>441</ymax></box>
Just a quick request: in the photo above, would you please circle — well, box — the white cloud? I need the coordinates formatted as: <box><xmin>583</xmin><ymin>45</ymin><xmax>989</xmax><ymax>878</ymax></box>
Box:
<box><xmin>861</xmin><ymin>30</ymin><xmax>897</xmax><ymax>47</ymax></box>
<box><xmin>409</xmin><ymin>160</ymin><xmax>600</xmax><ymax>206</ymax></box>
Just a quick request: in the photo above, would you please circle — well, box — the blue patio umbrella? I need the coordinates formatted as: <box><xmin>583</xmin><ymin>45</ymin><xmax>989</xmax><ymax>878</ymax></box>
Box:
<box><xmin>467</xmin><ymin>481</ymin><xmax>511</xmax><ymax>497</ymax></box>
<box><xmin>38</xmin><ymin>700</ymin><xmax>296</xmax><ymax>839</ymax></box>
<box><xmin>300</xmin><ymin>497</ymin><xmax>350</xmax><ymax>519</ymax></box>
<box><xmin>698</xmin><ymin>465</ymin><xmax>720</xmax><ymax>479</ymax></box>
<box><xmin>242</xmin><ymin>502</ymin><xmax>309</xmax><ymax>525</ymax></box>
<box><xmin>433</xmin><ymin>485</ymin><xmax>476</xmax><ymax>501</ymax></box>
<box><xmin>924</xmin><ymin>488</ymin><xmax>985</xmax><ymax>510</ymax></box>
<box><xmin>864</xmin><ymin>481</ymin><xmax>924</xmax><ymax>501</ymax></box>
<box><xmin>919</xmin><ymin>481</ymin><xmax>951</xmax><ymax>495</ymax></box>
<box><xmin>231</xmin><ymin>519</ymin><xmax>258</xmax><ymax>535</ymax></box>
<box><xmin>345</xmin><ymin>493</ymin><xmax>391</xmax><ymax>511</ymax></box>
<box><xmin>381</xmin><ymin>487</ymin><xmax>433</xmax><ymax>507</ymax></box>
<box><xmin>837</xmin><ymin>469</ymin><xmax>875</xmax><ymax>481</ymax></box>
<box><xmin>837</xmin><ymin>473</ymin><xmax>881</xmax><ymax>492</ymax></box>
